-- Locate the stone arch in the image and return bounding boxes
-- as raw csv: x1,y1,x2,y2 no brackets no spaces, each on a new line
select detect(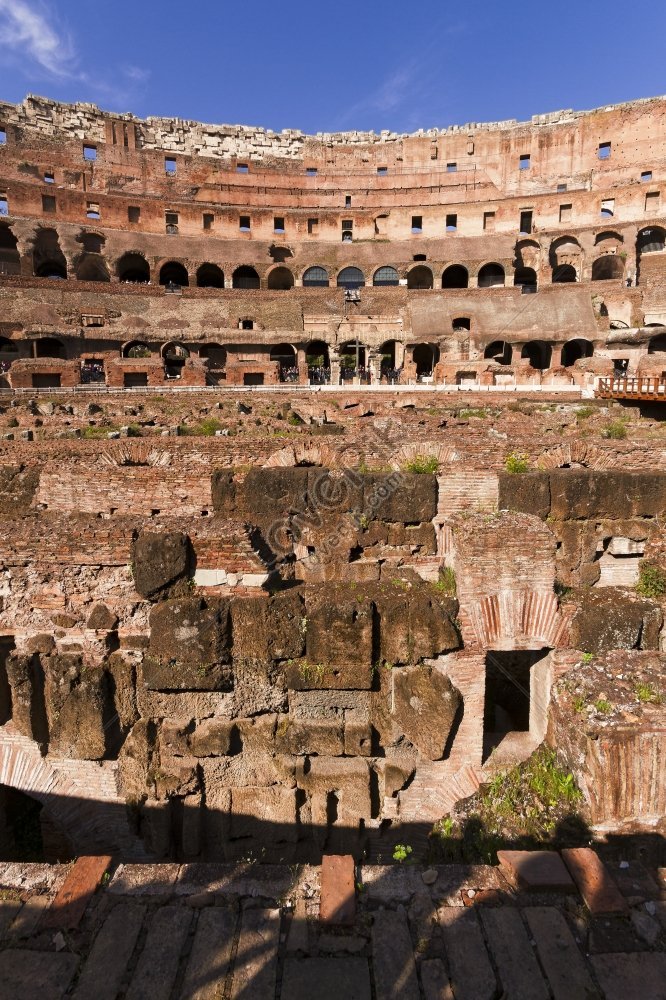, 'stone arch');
33,336,65,359
484,340,512,364
595,230,624,247
159,260,189,287
412,342,439,376
196,263,224,288
267,265,294,290
648,333,666,353
552,264,577,283
536,442,619,470
442,264,469,288
33,228,67,279
336,266,365,289
407,264,433,289
373,265,399,286
550,236,582,282
561,338,593,367
99,442,172,467
514,266,537,292
233,265,260,289
302,265,329,287
264,443,340,468
521,341,551,370
0,225,21,275
122,340,152,358
477,263,505,288
117,252,150,283
460,592,566,651
389,442,459,471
